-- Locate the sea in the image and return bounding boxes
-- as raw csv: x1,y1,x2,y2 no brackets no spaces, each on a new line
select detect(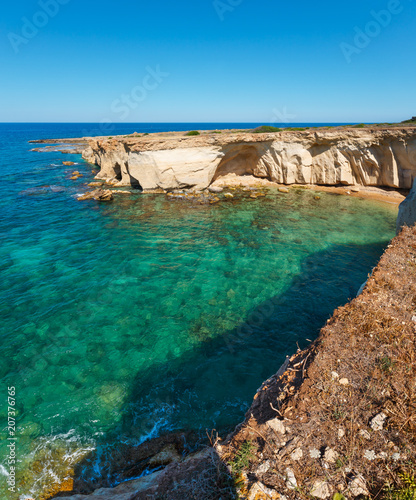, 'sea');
0,123,397,499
